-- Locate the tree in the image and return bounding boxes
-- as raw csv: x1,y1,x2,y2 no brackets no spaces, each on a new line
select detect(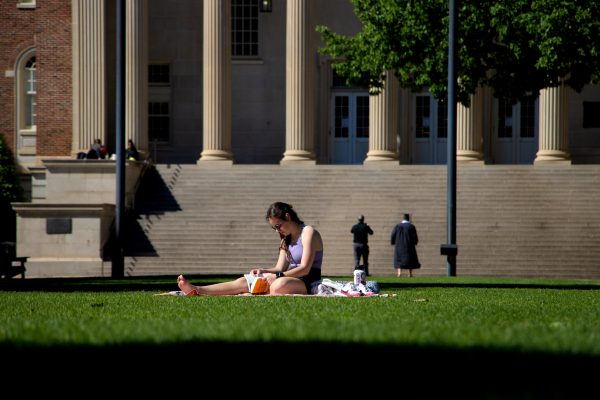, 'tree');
317,0,600,105
0,134,24,242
